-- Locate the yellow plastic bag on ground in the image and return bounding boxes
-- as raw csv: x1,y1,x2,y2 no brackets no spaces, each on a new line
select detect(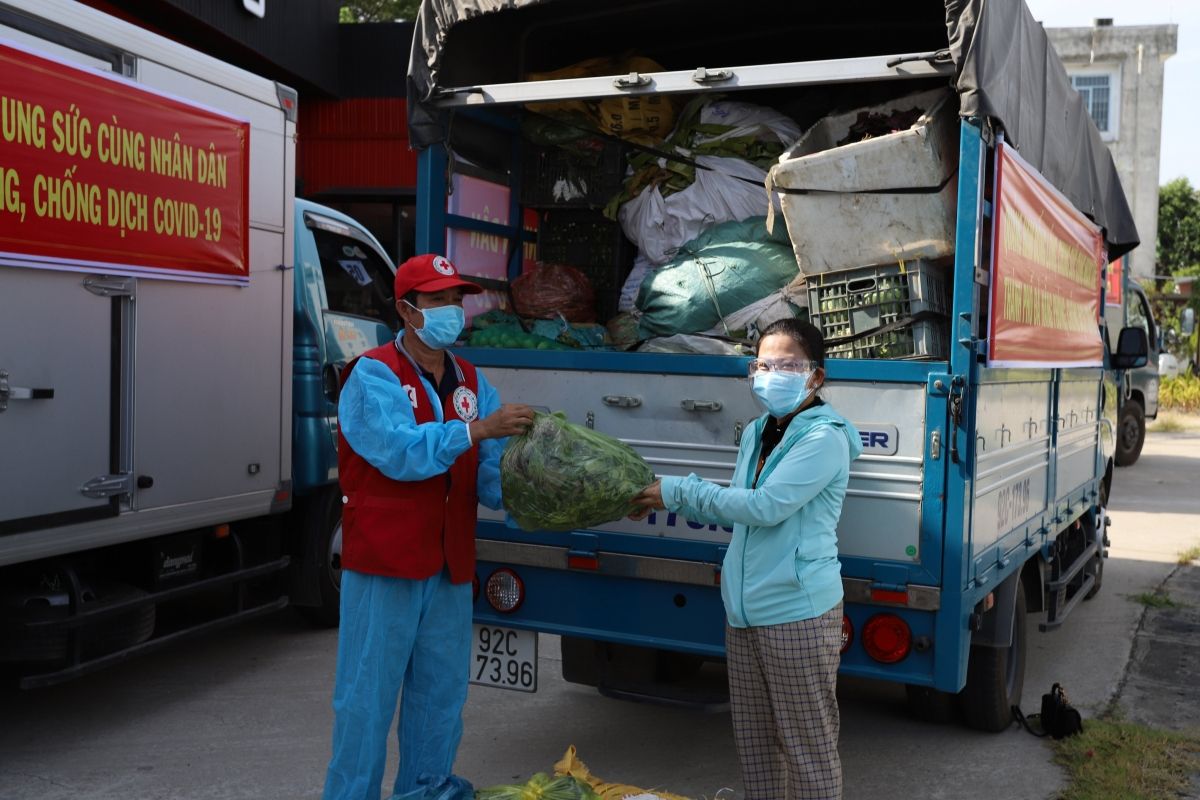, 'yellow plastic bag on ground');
553,747,691,800
477,772,599,800
526,57,677,140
